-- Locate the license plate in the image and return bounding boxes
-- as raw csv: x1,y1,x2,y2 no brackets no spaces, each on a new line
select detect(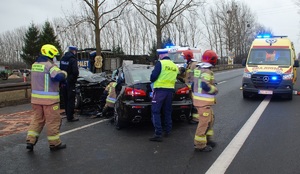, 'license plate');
149,92,153,98
258,90,273,95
